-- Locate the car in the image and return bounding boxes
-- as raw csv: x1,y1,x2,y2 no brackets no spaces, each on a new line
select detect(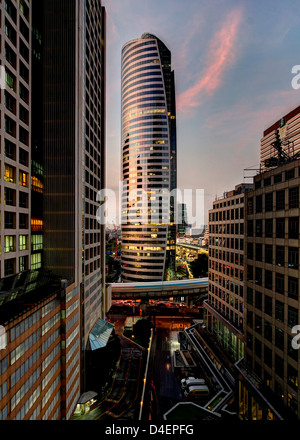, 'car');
181,378,206,390
184,385,210,399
